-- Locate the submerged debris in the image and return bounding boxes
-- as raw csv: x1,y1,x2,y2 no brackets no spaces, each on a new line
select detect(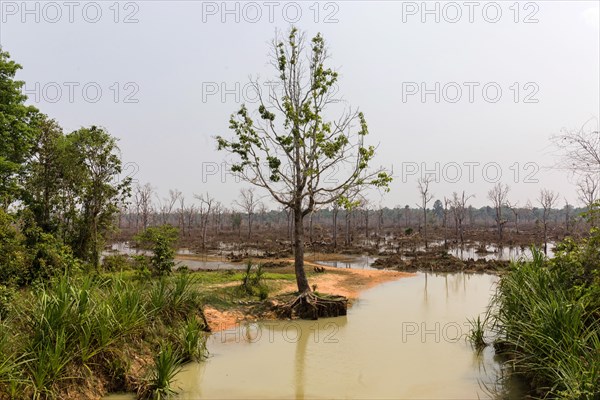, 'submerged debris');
372,249,509,273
